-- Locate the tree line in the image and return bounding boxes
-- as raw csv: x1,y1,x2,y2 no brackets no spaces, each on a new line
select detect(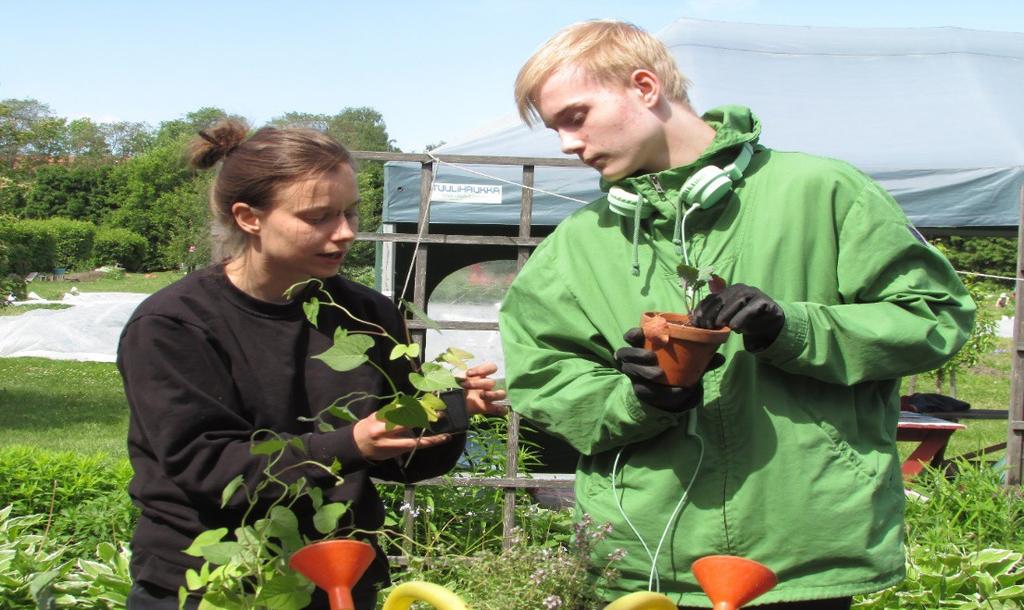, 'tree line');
0,99,398,275
0,97,1018,286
